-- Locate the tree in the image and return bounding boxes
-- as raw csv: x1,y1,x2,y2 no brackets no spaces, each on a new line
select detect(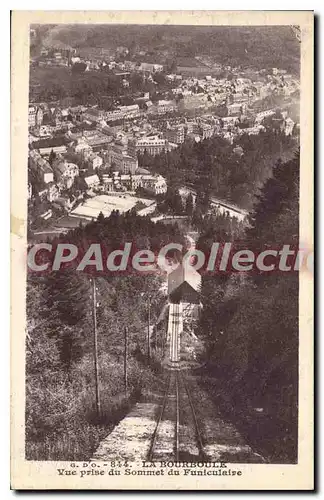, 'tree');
197,152,300,462
44,271,91,369
185,193,194,216
97,211,105,223
71,62,87,74
49,149,56,166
